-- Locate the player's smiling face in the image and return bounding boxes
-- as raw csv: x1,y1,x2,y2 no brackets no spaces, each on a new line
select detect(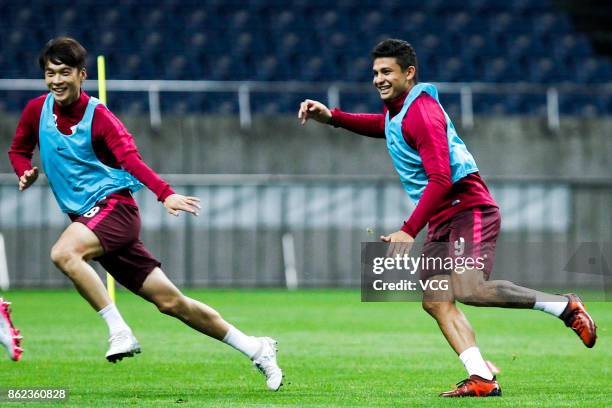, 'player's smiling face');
44,62,85,106
372,57,415,101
